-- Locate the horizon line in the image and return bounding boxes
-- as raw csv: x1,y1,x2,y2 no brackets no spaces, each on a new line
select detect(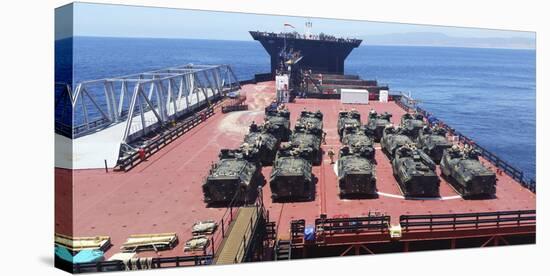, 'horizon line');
59,35,536,50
